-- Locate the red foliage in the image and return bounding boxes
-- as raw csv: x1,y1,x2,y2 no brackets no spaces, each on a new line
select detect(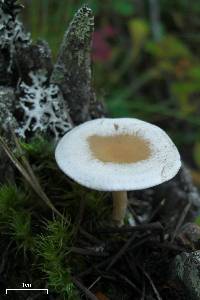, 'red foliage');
92,25,117,62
